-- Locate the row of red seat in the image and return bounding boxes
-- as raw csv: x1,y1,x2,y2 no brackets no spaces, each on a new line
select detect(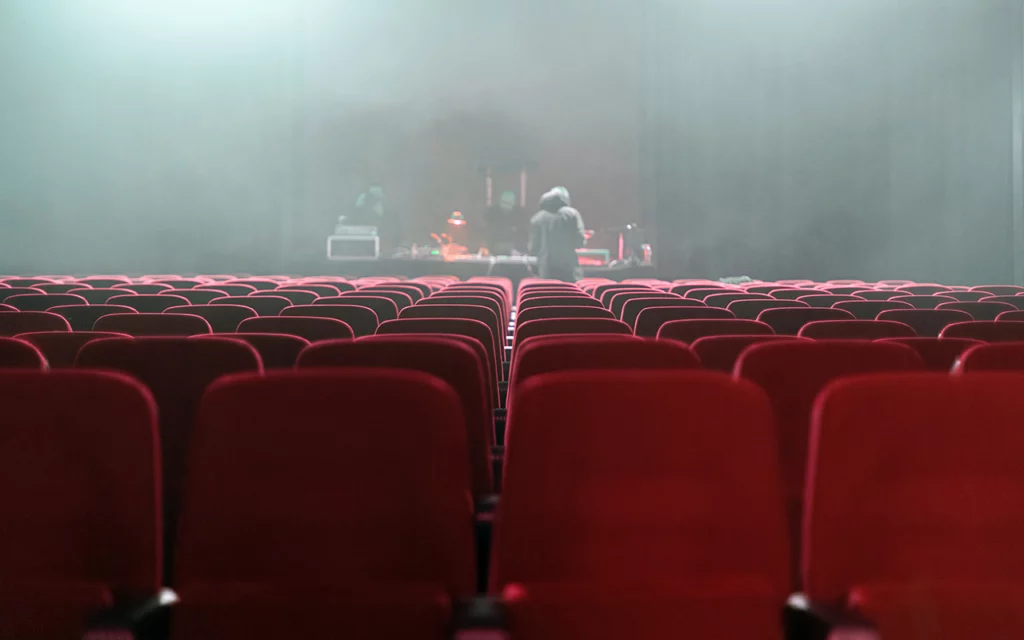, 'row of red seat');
5,365,1024,638
4,274,1024,638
